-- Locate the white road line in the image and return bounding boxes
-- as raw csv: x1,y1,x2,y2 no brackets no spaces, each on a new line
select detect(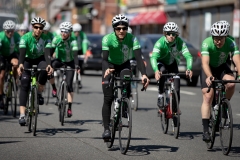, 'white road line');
236,114,240,116
147,87,196,95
